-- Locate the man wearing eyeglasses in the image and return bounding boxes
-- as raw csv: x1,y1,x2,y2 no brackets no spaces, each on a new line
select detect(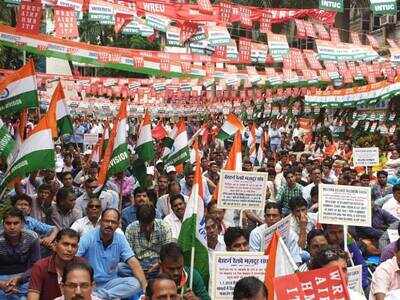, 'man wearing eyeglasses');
57,262,101,300
71,198,103,237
